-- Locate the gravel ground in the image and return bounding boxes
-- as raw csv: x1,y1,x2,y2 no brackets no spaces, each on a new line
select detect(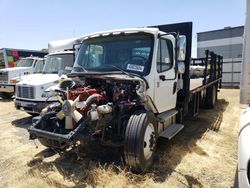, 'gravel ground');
0,89,244,188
